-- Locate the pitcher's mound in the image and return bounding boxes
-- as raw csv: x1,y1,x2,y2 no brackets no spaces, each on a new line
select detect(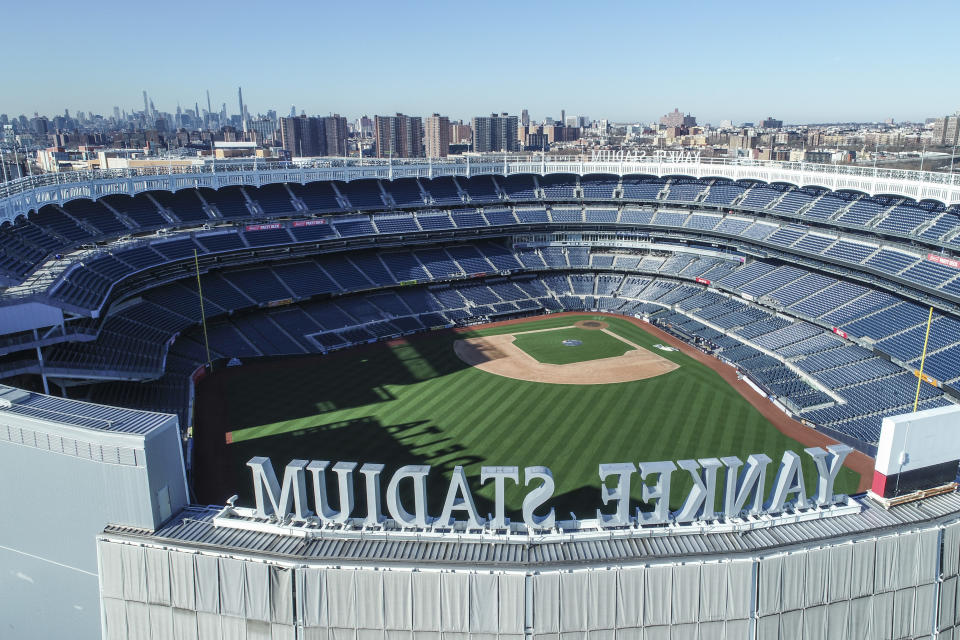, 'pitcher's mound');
454,333,678,385
574,320,609,330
